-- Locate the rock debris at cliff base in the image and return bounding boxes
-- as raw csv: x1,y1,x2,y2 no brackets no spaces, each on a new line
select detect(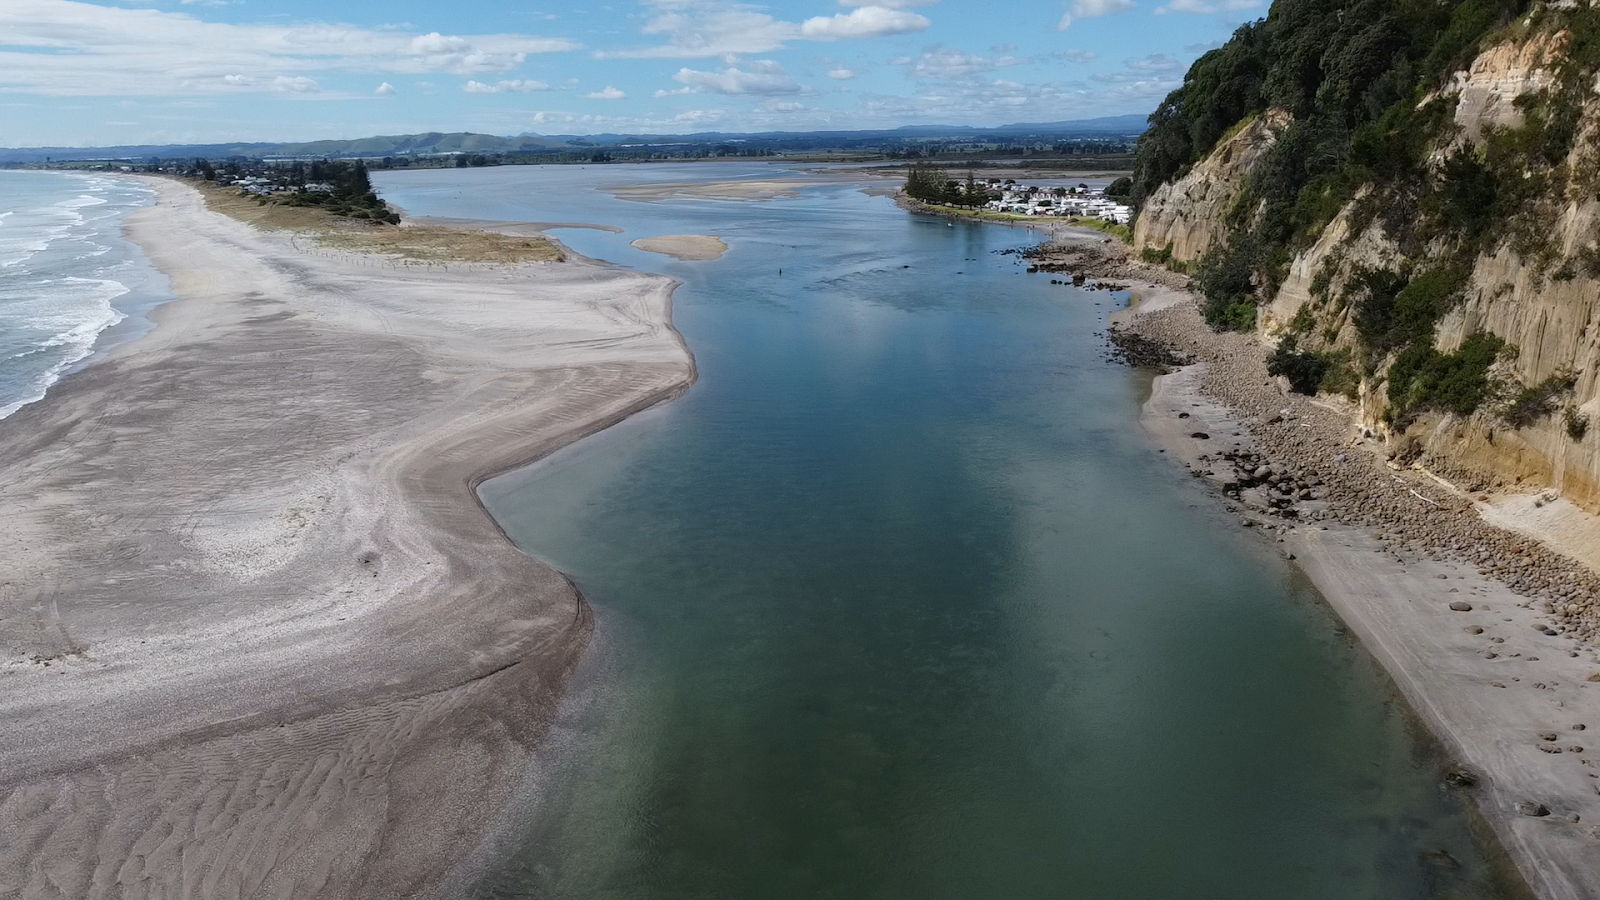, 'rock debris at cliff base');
1118,300,1600,645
